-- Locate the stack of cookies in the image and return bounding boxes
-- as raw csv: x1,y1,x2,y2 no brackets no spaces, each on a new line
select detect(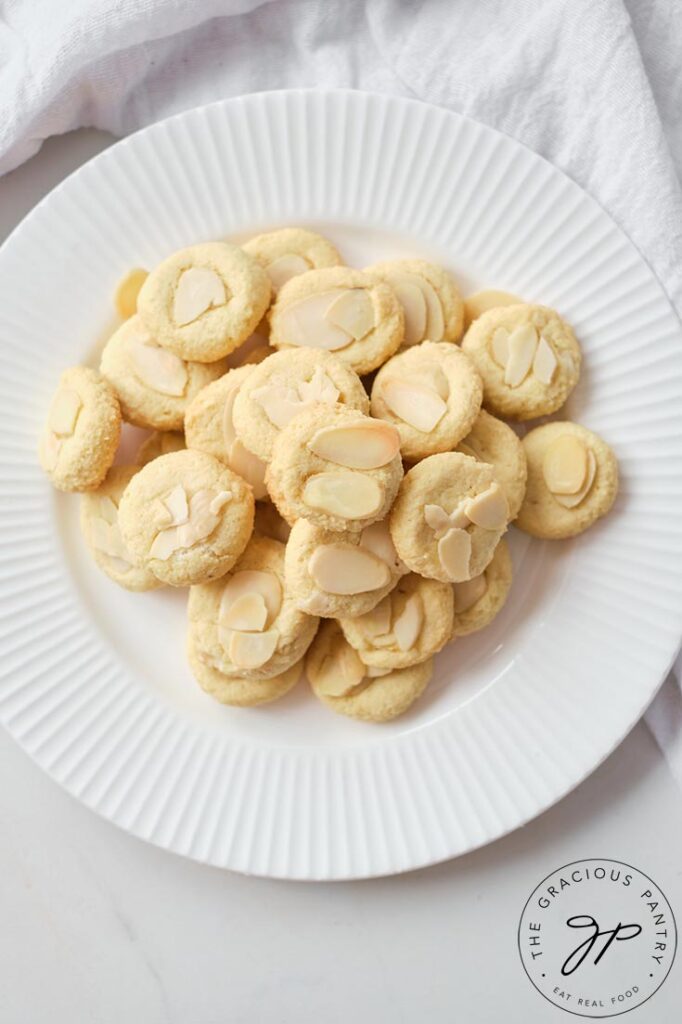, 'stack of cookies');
39,228,619,722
